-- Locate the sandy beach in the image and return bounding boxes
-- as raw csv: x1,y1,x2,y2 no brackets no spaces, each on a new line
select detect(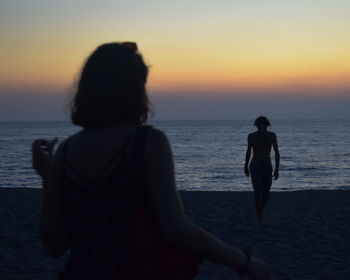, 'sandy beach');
0,188,349,280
